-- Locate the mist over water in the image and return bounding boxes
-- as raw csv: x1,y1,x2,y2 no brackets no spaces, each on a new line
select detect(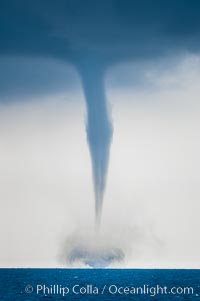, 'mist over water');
62,228,125,268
